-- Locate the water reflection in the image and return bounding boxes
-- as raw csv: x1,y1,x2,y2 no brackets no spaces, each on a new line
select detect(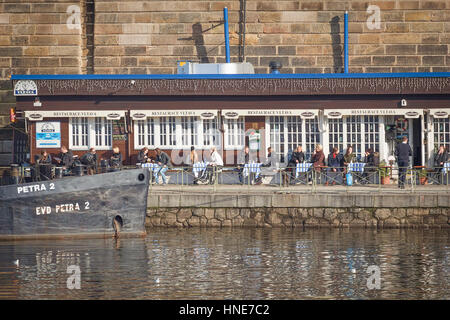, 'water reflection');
0,228,448,299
